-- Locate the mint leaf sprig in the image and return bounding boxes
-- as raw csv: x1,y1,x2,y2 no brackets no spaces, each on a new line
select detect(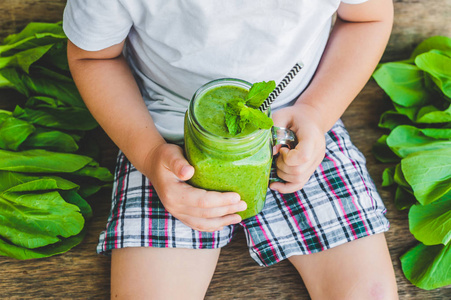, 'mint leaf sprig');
225,81,275,135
